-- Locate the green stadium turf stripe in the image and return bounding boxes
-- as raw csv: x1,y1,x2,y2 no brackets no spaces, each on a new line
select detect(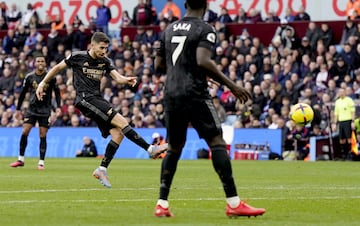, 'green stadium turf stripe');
0,185,359,194
1,196,360,204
